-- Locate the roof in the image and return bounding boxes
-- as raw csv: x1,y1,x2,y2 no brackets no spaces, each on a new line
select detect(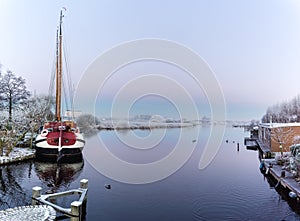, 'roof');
259,122,300,129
